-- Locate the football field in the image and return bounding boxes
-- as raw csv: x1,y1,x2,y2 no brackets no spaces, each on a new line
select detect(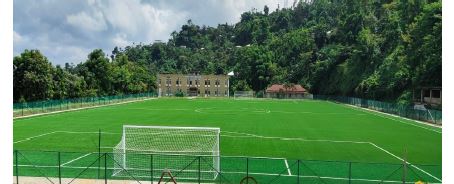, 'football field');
13,98,442,183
